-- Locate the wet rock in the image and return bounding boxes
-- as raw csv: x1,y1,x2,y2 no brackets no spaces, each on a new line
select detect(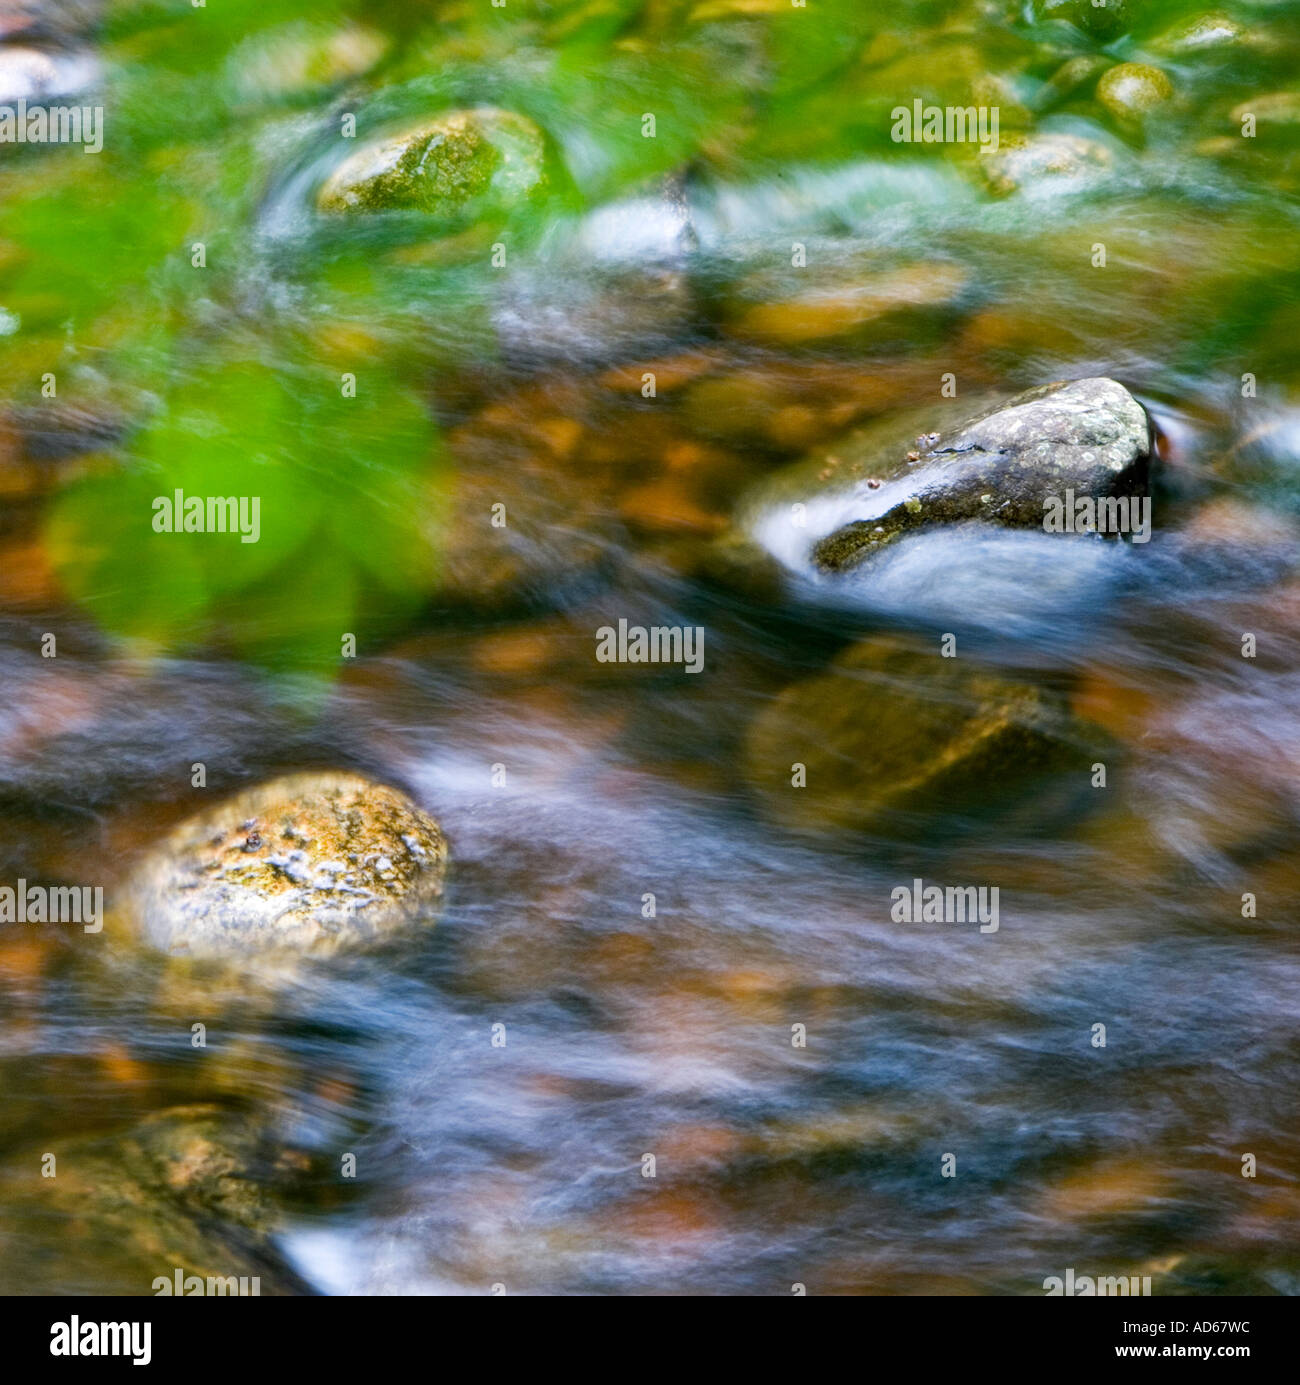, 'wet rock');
1096,63,1174,125
743,636,1079,834
707,394,986,600
317,107,549,220
0,1105,312,1295
725,261,968,348
1152,12,1246,56
125,772,448,961
978,131,1116,196
809,378,1152,574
